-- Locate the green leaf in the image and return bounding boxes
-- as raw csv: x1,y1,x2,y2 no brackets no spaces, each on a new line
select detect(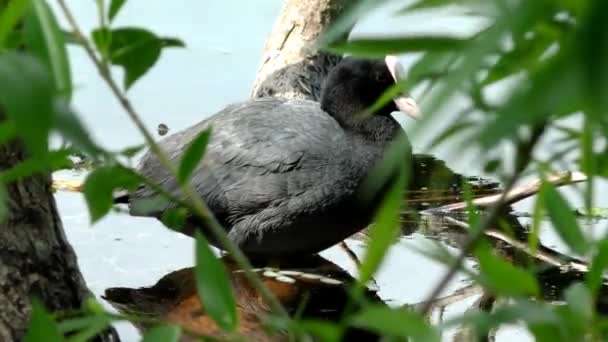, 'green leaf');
576,207,608,218
142,325,182,342
108,0,126,22
117,144,145,158
293,320,341,341
408,51,457,84
0,120,17,145
91,27,184,89
161,207,189,231
542,182,589,255
58,315,111,334
0,0,30,49
327,36,468,58
358,155,408,284
24,299,64,342
194,231,237,331
478,50,582,148
0,52,54,156
53,105,104,159
319,0,392,47
178,128,211,184
587,239,608,298
443,300,561,336
82,165,141,222
349,305,439,341
129,195,172,216
564,282,593,321
24,0,72,99
476,243,540,297
0,149,72,183
362,80,411,118
400,0,485,12
481,24,556,85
